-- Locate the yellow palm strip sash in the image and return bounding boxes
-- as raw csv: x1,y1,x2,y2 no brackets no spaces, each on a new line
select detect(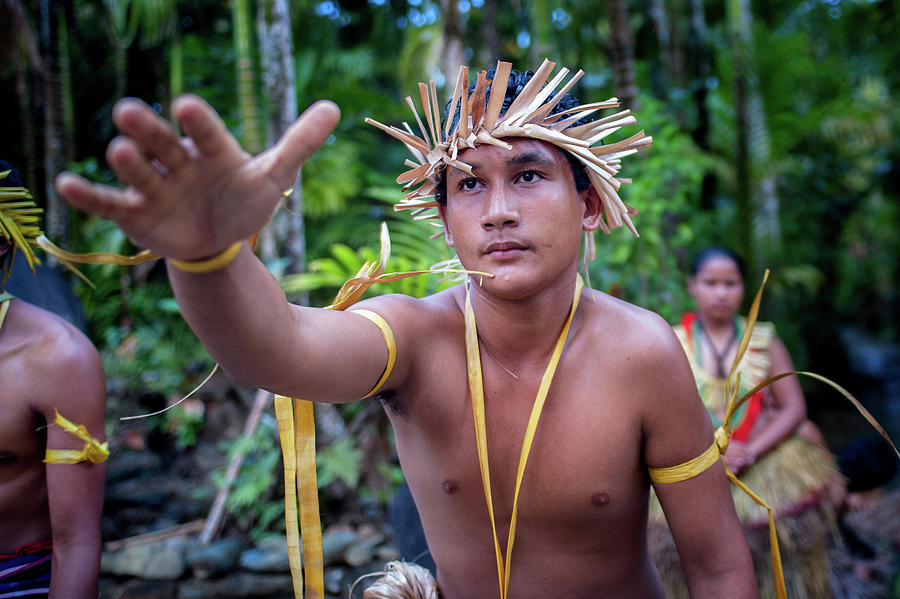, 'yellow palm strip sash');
44,410,109,464
465,275,584,599
274,396,306,597
274,310,396,599
271,224,406,599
